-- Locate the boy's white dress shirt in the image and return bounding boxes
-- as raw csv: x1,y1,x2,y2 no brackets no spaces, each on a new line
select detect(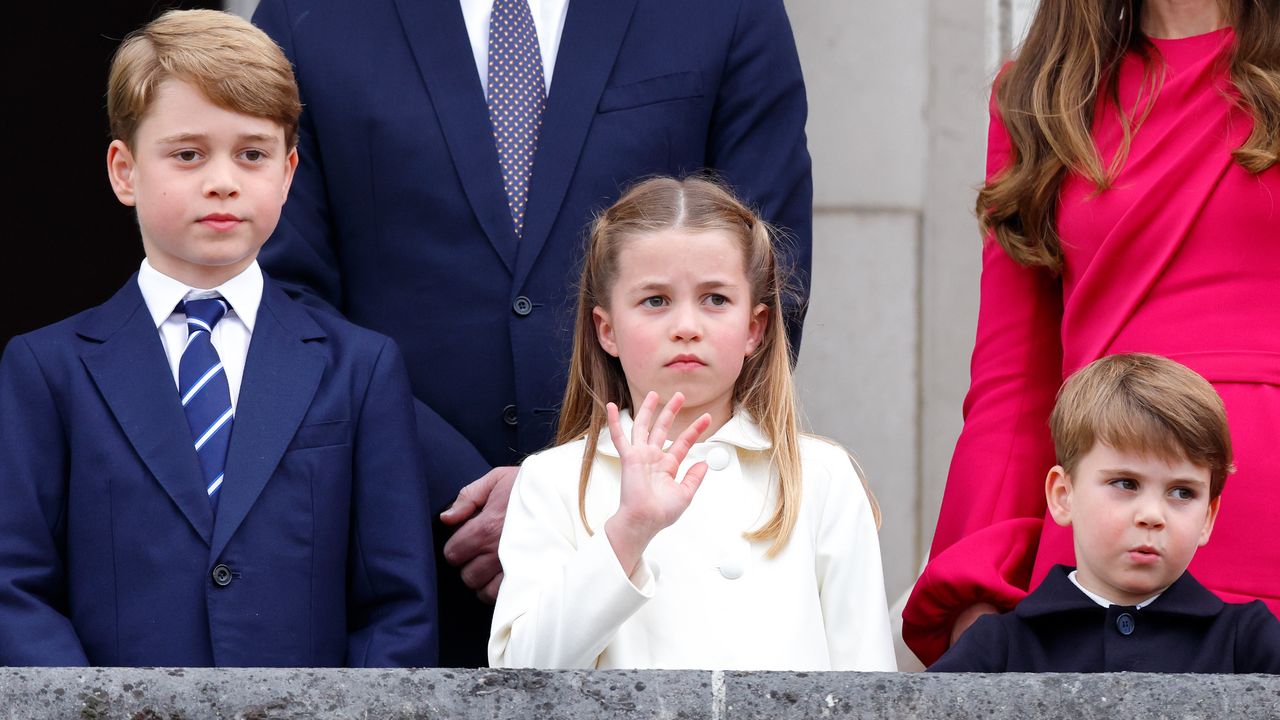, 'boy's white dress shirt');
137,259,261,411
1068,570,1161,609
489,410,898,670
